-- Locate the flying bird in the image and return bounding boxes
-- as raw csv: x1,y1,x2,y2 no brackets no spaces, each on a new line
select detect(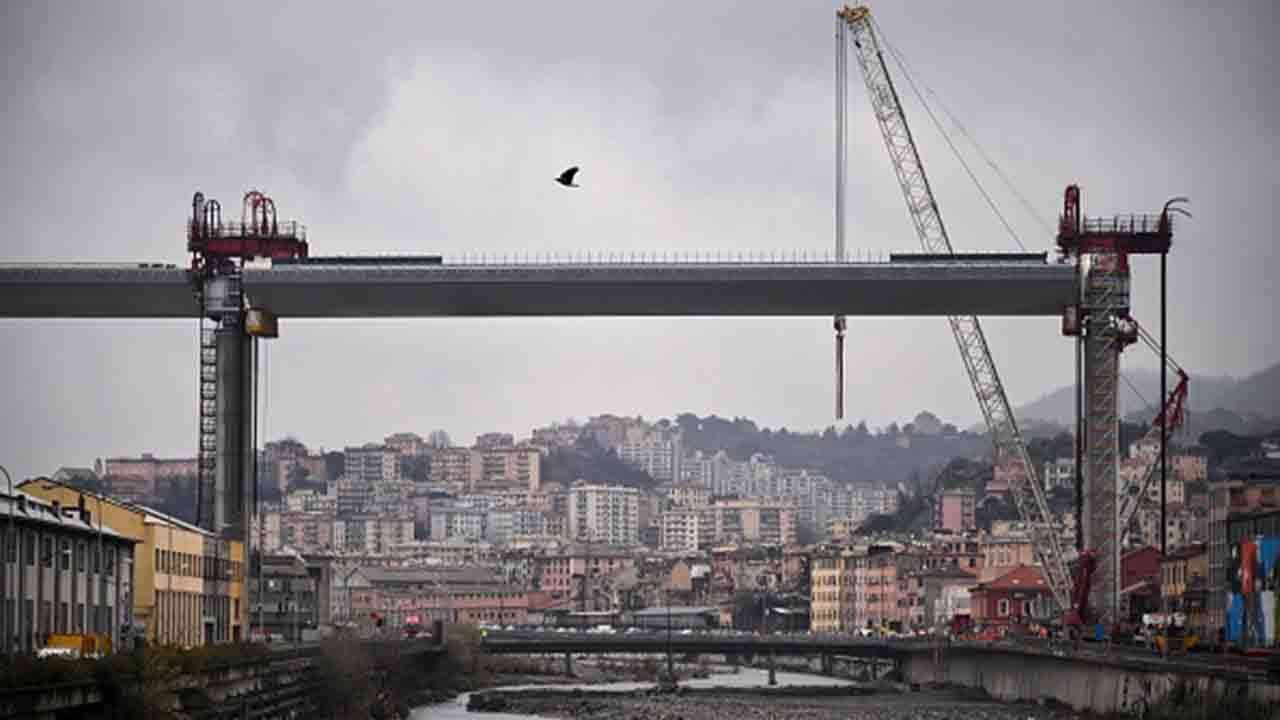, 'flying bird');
555,166,580,188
